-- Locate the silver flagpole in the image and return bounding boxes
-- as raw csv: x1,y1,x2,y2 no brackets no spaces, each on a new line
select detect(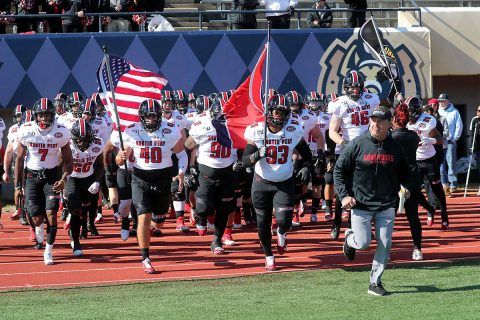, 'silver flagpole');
262,21,272,144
